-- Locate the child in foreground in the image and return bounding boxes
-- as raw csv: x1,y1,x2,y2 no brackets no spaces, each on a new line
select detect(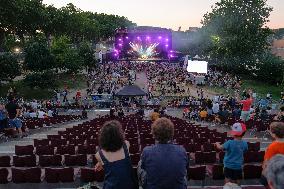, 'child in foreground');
215,122,248,185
